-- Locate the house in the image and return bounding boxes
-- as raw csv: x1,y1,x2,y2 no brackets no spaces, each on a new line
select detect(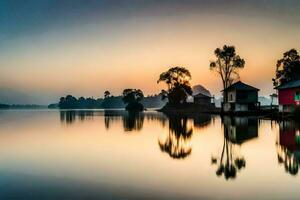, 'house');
222,81,260,112
193,92,214,105
191,85,215,107
275,80,300,113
